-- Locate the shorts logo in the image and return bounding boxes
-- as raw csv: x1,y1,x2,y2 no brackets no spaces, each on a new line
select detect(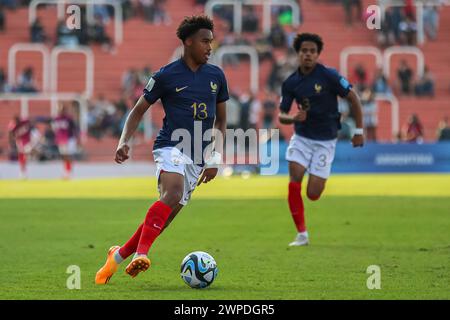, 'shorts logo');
314,83,322,94
210,81,217,93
